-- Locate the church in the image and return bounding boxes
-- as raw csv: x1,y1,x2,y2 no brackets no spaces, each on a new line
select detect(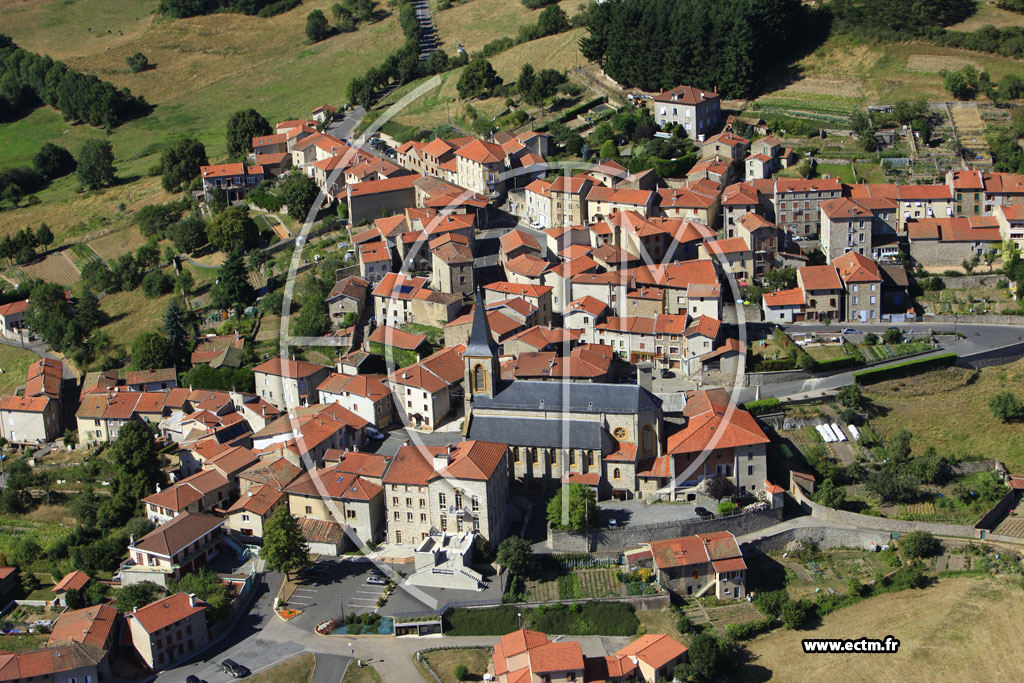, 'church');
463,288,665,500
